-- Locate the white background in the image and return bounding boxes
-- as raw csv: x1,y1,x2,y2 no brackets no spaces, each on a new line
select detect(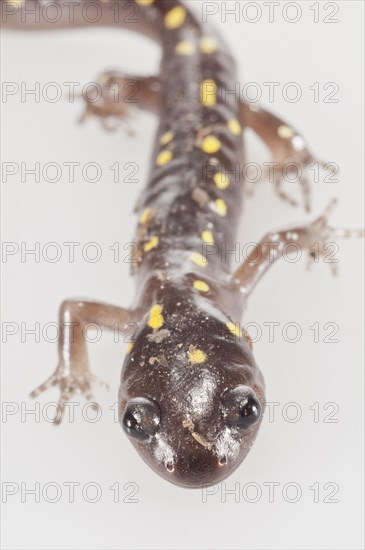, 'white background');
1,1,364,549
